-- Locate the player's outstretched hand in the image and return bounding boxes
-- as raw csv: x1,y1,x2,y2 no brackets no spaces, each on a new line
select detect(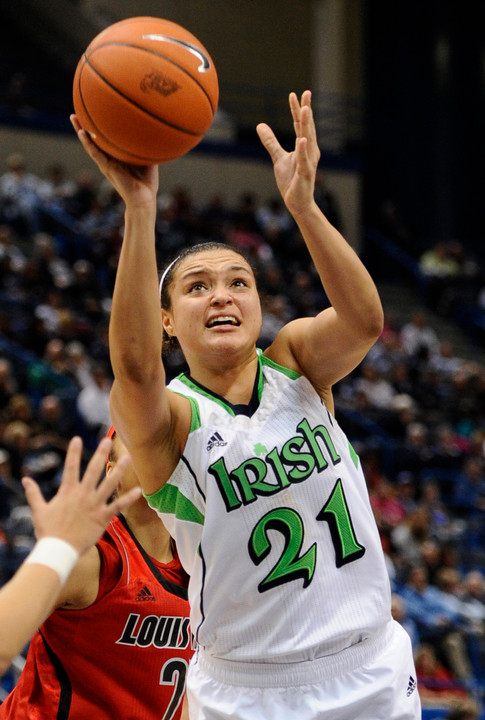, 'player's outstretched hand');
70,113,159,208
22,436,140,557
256,90,320,218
